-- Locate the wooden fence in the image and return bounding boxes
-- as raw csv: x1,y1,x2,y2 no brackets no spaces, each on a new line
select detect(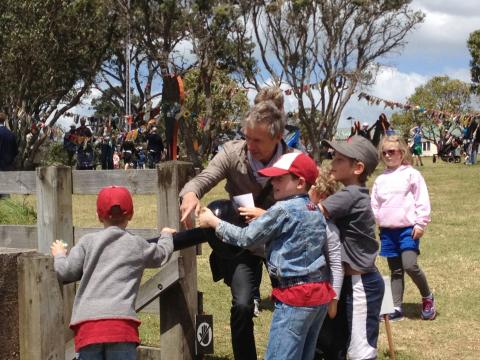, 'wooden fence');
0,162,197,360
